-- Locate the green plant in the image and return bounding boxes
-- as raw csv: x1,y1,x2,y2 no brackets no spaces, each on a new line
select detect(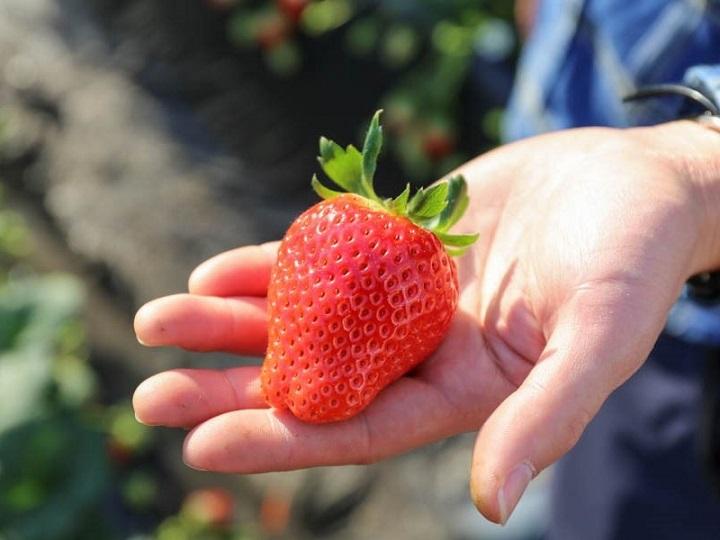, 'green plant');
0,126,257,540
219,0,516,181
0,271,113,539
